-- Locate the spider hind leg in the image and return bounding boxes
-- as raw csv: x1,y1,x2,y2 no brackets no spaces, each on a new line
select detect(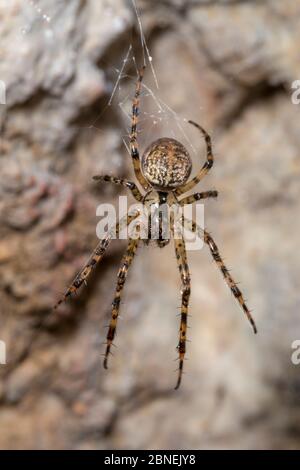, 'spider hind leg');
174,238,191,390
184,218,257,334
103,238,139,369
54,213,139,310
